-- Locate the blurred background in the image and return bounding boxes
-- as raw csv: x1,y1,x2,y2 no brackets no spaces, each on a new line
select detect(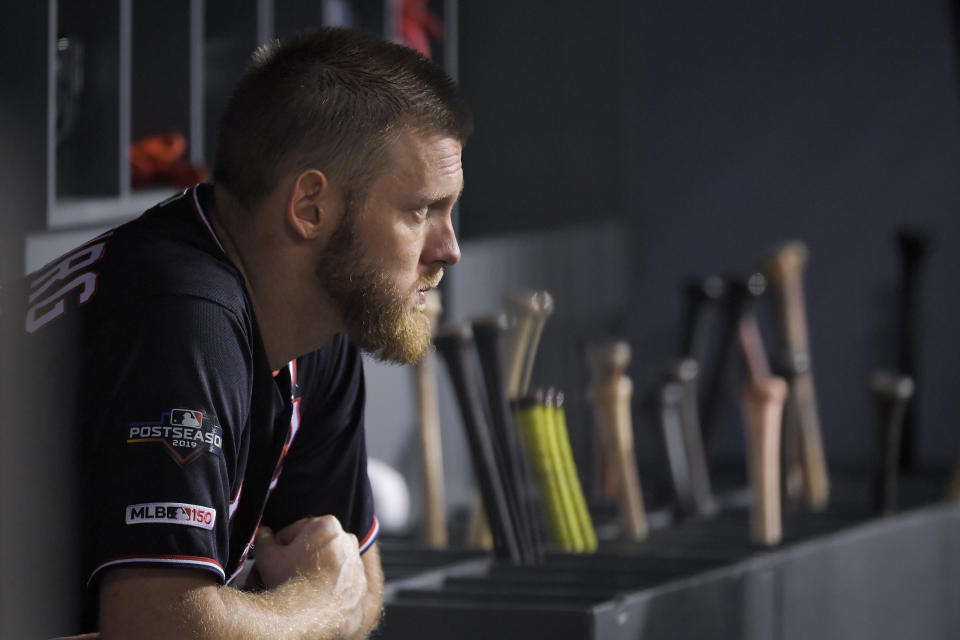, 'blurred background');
2,0,959,531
